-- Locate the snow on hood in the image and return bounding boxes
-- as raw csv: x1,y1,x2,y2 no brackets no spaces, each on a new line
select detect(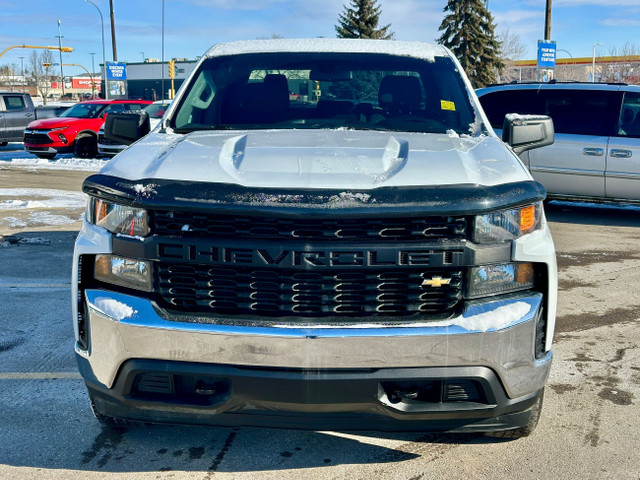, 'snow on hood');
101,129,531,190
